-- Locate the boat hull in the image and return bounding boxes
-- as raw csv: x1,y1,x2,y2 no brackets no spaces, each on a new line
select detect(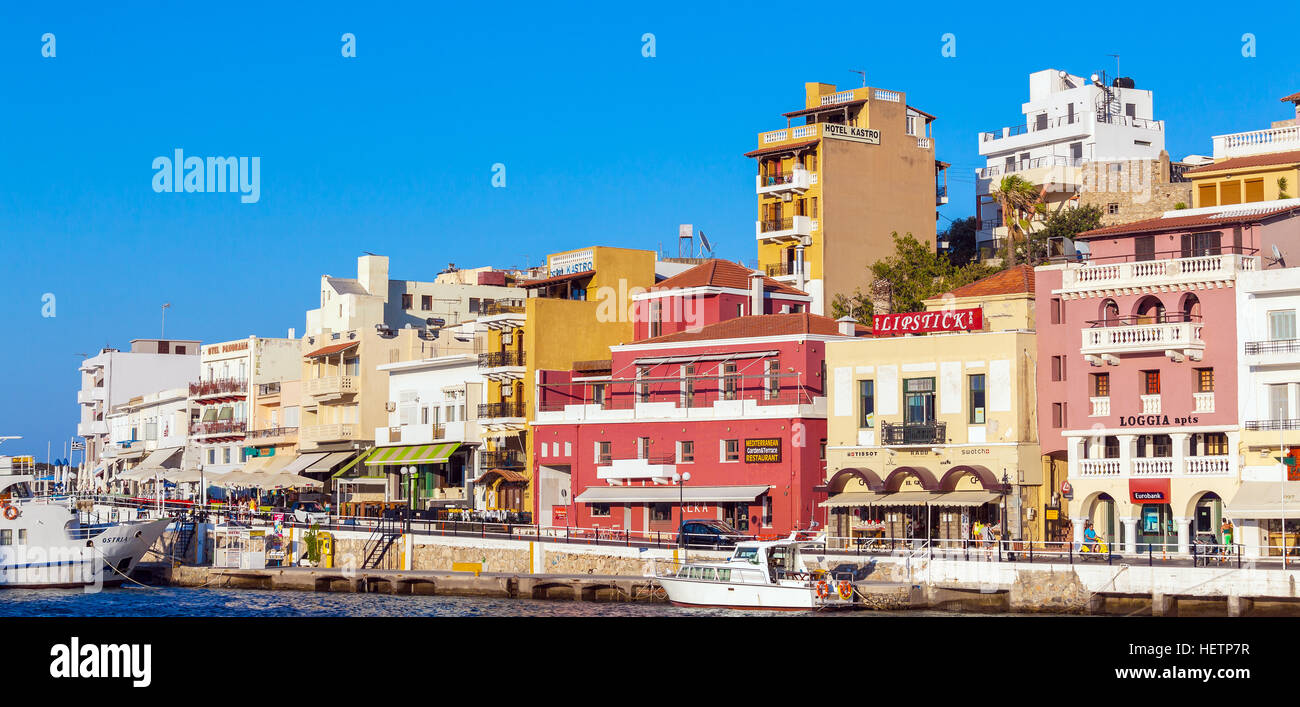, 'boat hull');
0,517,170,589
657,576,819,610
